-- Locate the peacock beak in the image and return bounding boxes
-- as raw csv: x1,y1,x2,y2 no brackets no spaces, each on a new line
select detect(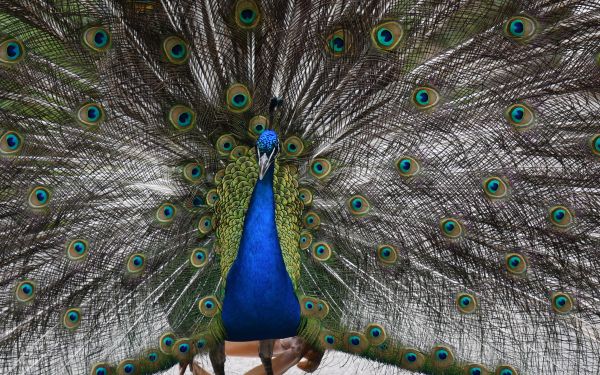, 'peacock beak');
257,146,277,180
